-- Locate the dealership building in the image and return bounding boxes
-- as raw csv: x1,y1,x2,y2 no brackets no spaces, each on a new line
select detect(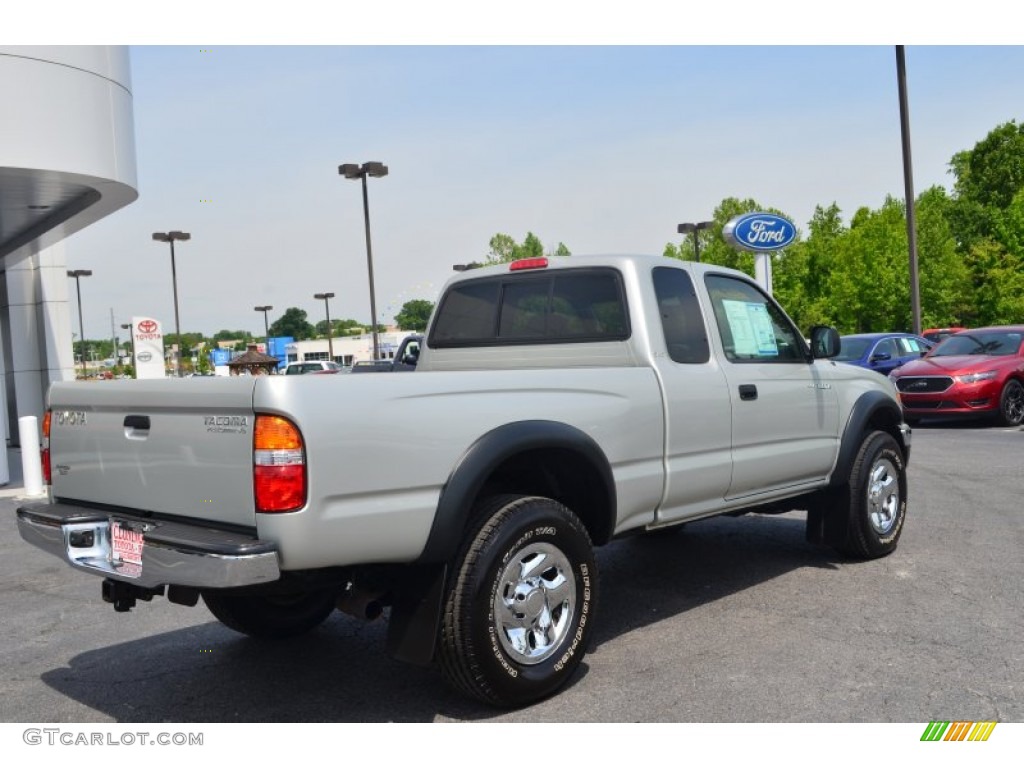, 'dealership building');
0,47,138,466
